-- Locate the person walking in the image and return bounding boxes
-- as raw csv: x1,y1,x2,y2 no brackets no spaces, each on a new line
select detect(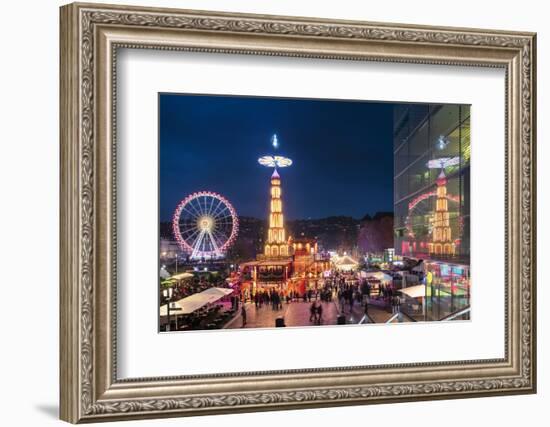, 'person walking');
241,305,247,327
395,294,402,313
338,290,345,313
310,301,317,323
316,303,323,325
391,295,400,314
